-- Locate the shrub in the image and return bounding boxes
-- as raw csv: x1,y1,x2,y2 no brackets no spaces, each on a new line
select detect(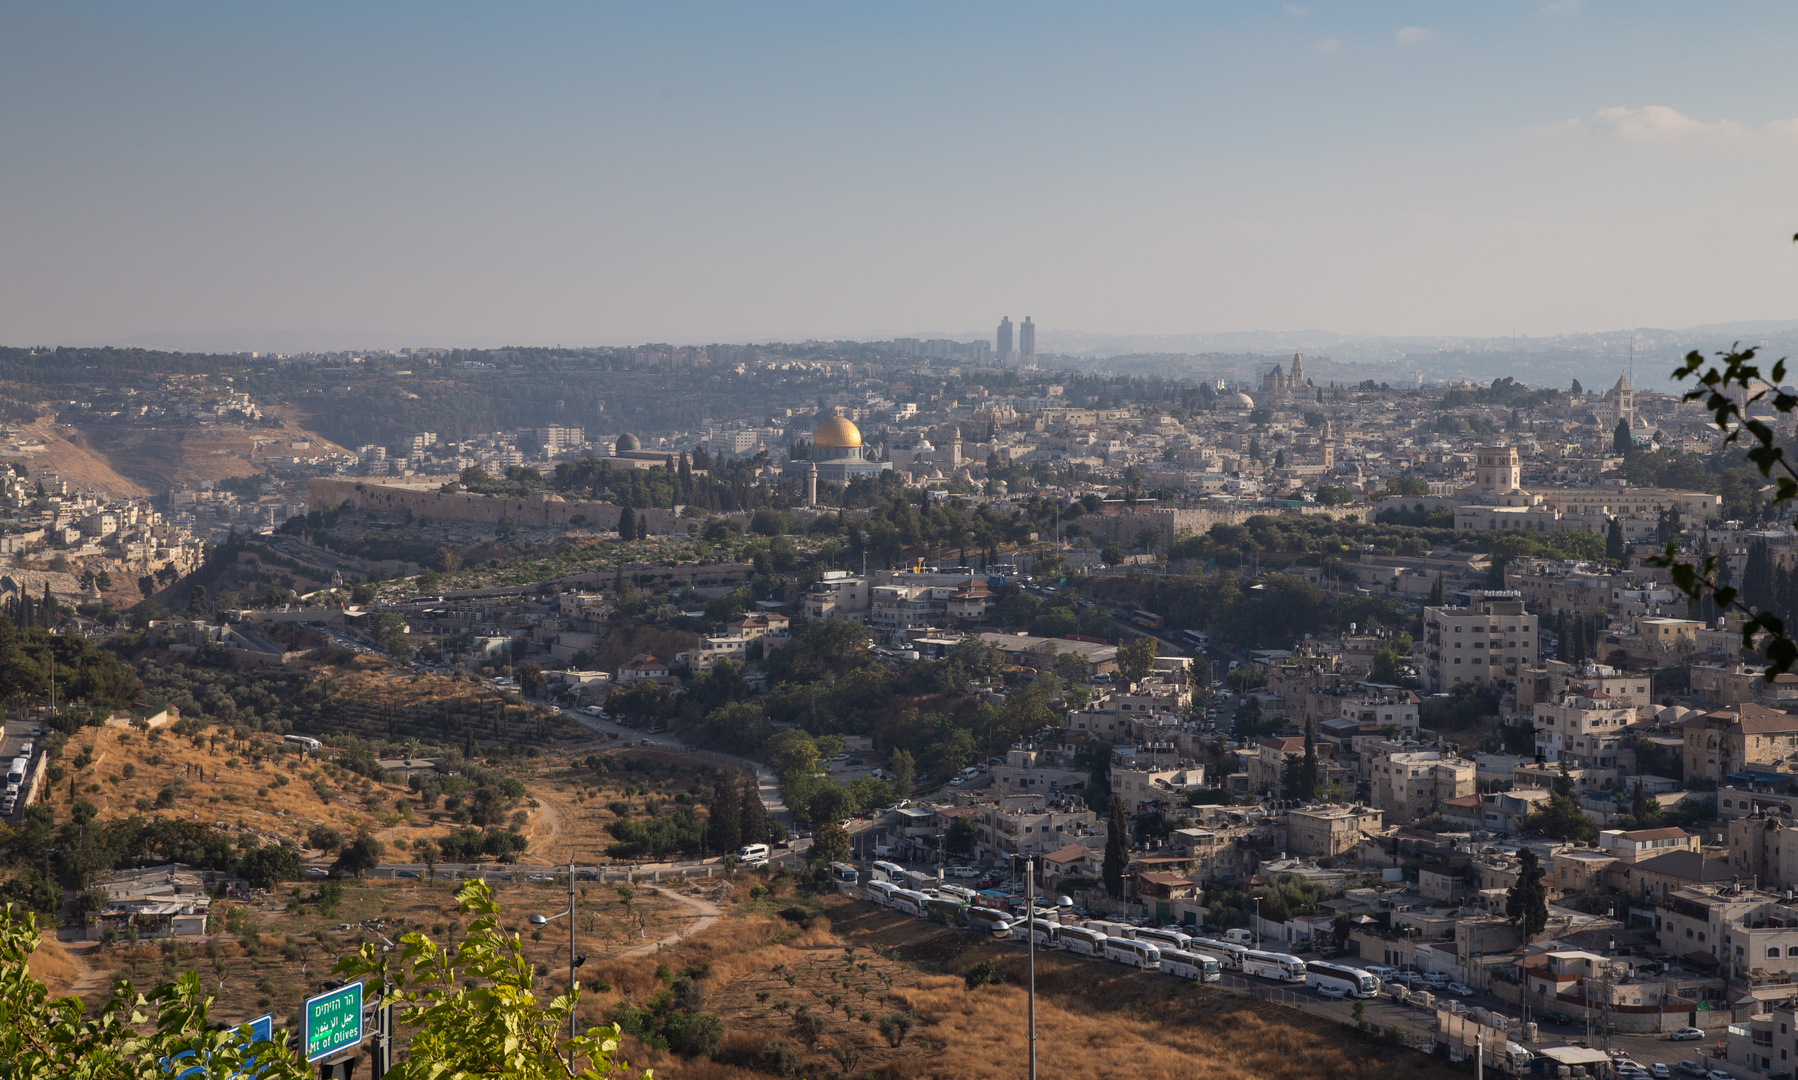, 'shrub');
963,959,1003,990
791,1005,826,1044
878,1010,915,1048
761,1039,800,1078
